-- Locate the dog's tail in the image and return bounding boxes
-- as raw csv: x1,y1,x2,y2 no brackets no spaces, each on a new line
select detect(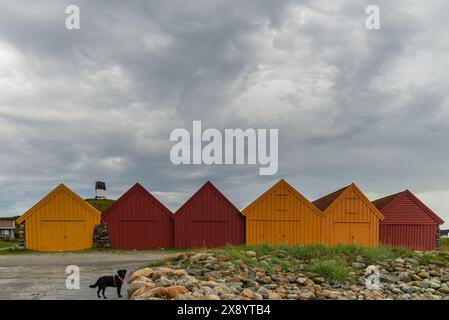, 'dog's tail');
89,281,98,289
